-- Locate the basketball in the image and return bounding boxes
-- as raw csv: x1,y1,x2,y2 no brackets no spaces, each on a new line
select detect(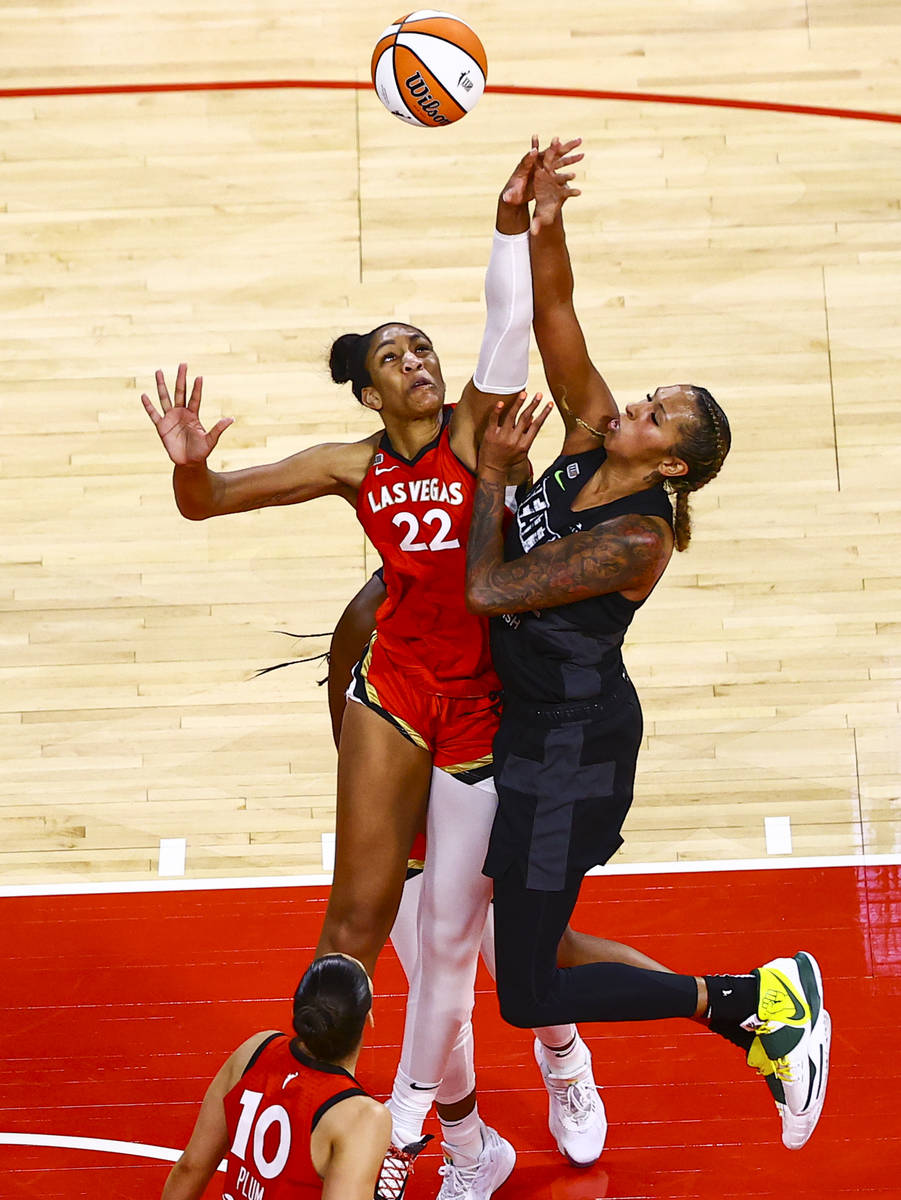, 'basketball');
371,10,487,128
